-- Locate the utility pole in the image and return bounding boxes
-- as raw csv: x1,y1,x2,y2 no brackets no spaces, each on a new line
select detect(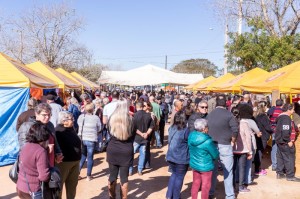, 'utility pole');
238,0,243,35
165,55,168,69
224,23,228,75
